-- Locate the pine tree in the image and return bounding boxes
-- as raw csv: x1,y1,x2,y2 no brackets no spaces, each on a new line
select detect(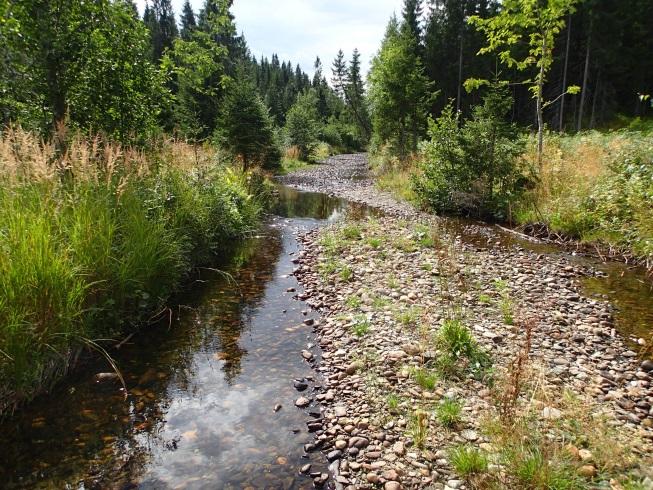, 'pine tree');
369,15,434,156
180,0,197,41
345,49,371,139
402,0,424,43
332,49,347,99
217,67,279,169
